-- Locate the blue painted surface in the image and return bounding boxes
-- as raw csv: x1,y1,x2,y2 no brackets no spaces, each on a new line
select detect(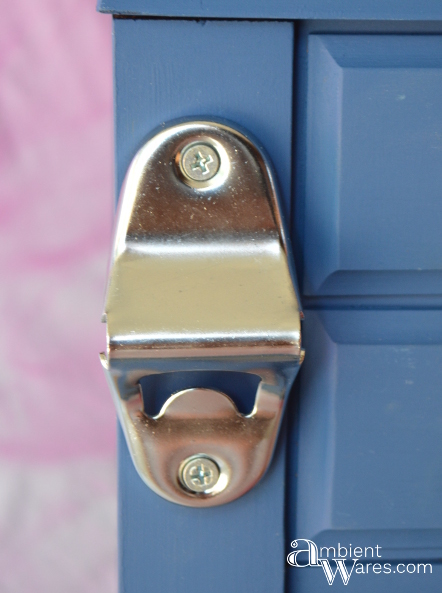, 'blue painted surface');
297,310,442,534
120,424,287,592
114,19,294,593
303,34,442,297
291,559,442,592
288,23,442,591
98,0,442,21
111,15,442,593
288,310,442,591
